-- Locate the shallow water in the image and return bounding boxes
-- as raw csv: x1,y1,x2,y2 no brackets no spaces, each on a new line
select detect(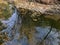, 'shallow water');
0,5,60,45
